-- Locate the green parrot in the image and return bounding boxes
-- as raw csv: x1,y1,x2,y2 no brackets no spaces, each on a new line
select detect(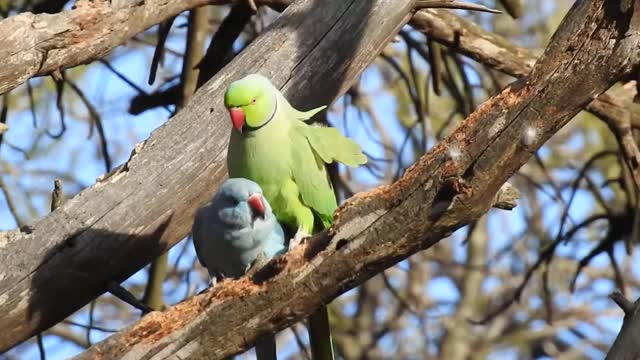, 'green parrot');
224,73,367,360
